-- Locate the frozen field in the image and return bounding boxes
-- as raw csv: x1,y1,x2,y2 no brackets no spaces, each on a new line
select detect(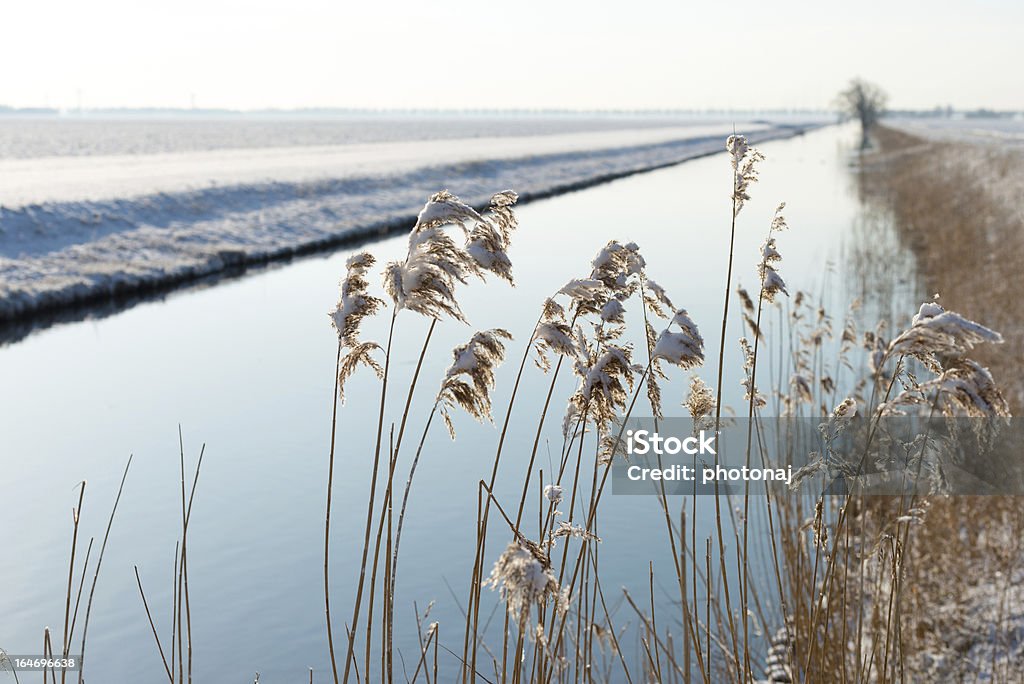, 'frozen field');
0,114,765,159
886,115,1024,145
0,116,824,322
